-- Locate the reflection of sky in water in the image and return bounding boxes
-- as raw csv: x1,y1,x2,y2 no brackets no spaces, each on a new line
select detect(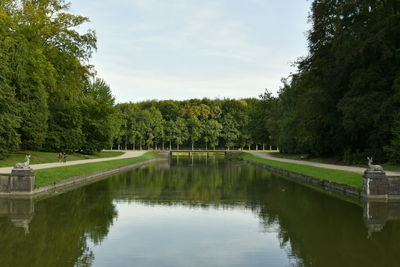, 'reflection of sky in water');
89,203,292,267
